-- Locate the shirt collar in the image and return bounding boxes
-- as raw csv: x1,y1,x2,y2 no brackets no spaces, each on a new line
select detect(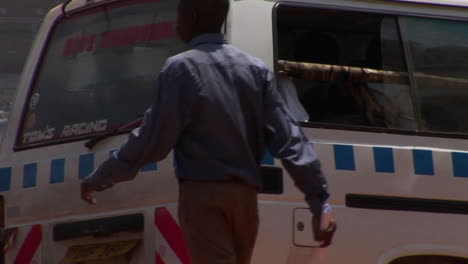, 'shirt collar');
189,33,227,48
